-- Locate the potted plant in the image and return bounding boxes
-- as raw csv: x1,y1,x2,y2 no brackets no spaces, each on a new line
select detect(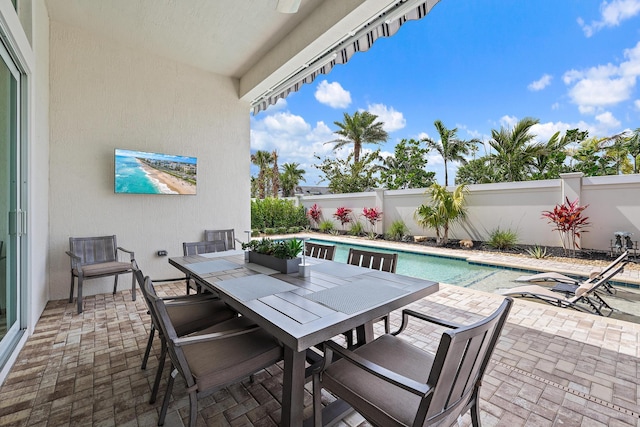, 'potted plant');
242,237,304,273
